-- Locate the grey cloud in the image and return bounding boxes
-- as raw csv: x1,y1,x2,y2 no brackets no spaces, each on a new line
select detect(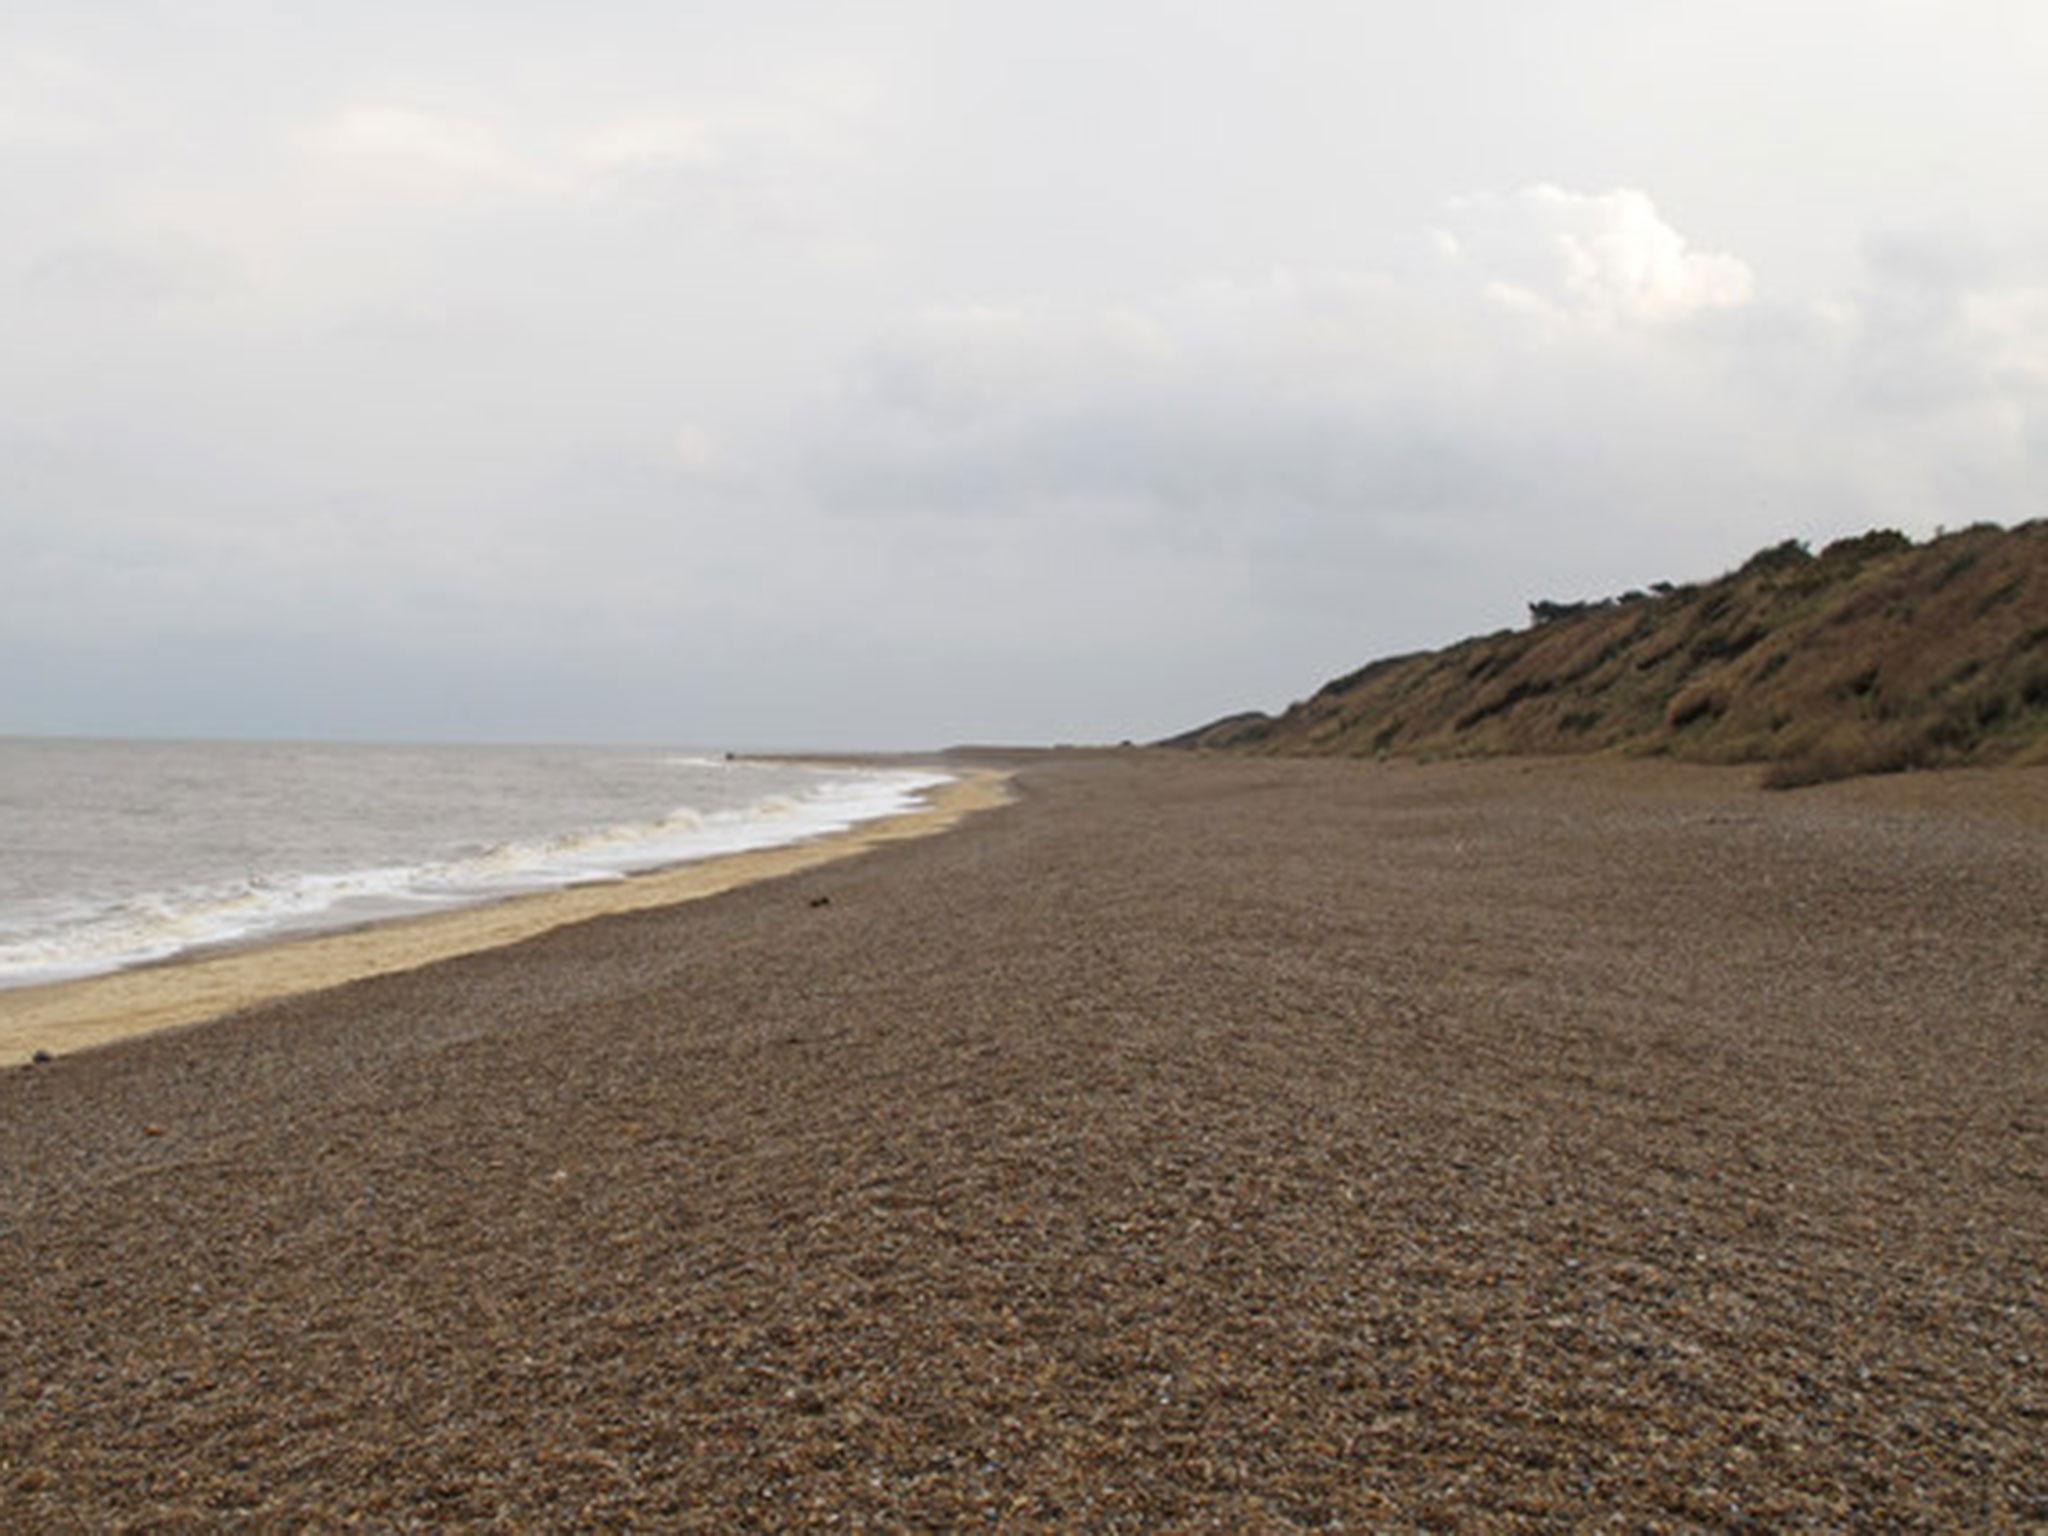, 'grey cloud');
21,238,248,311
1840,233,2048,416
5,4,2048,746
